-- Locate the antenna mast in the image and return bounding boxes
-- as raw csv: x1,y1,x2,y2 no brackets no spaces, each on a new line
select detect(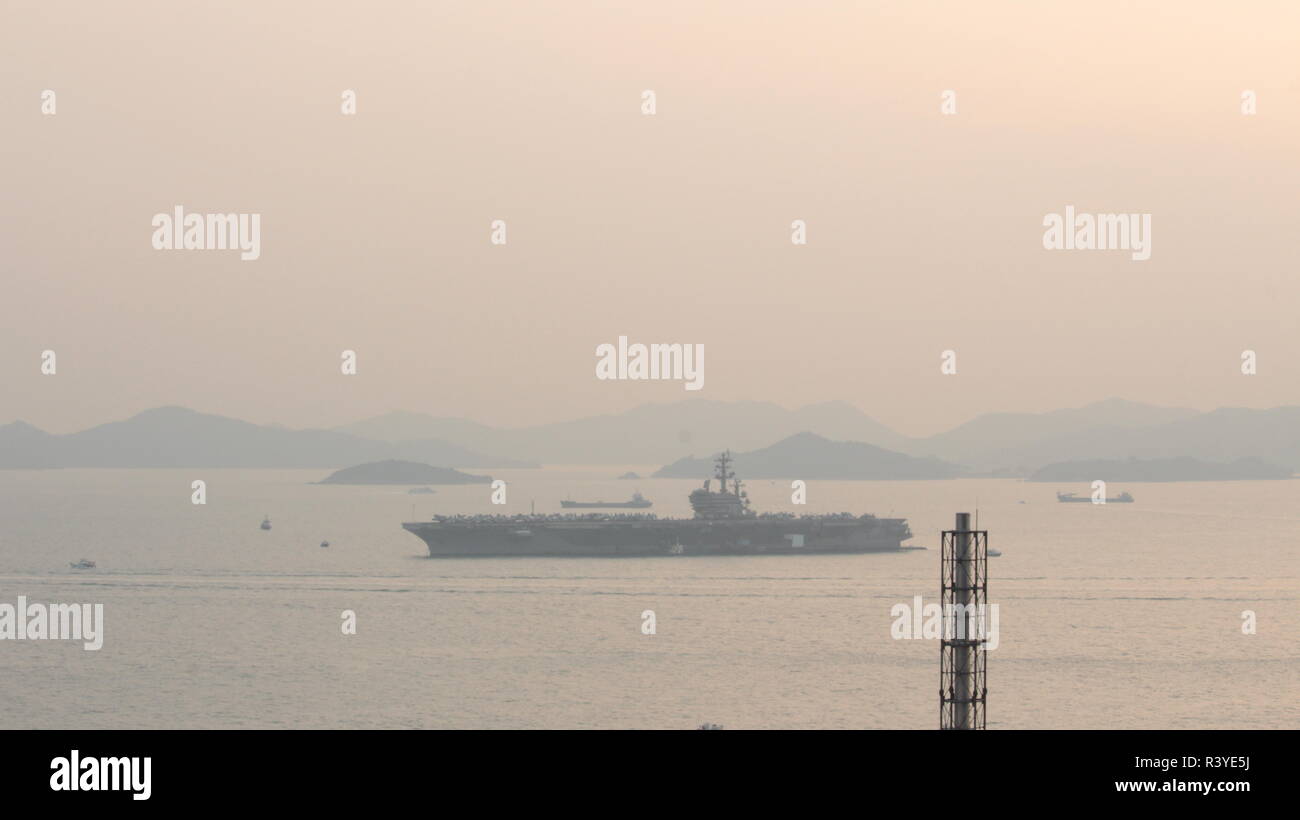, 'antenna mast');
940,511,989,730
